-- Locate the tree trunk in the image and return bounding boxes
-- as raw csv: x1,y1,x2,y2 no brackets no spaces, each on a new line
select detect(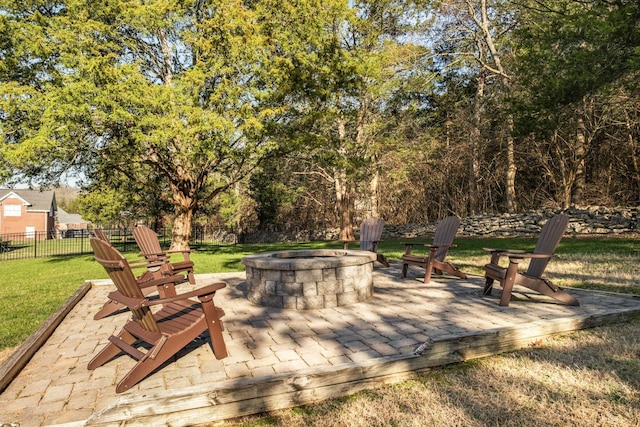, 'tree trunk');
169,191,195,251
335,169,354,241
369,169,380,218
505,115,517,213
572,115,587,205
553,130,572,209
336,117,355,241
469,70,485,215
470,0,517,213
